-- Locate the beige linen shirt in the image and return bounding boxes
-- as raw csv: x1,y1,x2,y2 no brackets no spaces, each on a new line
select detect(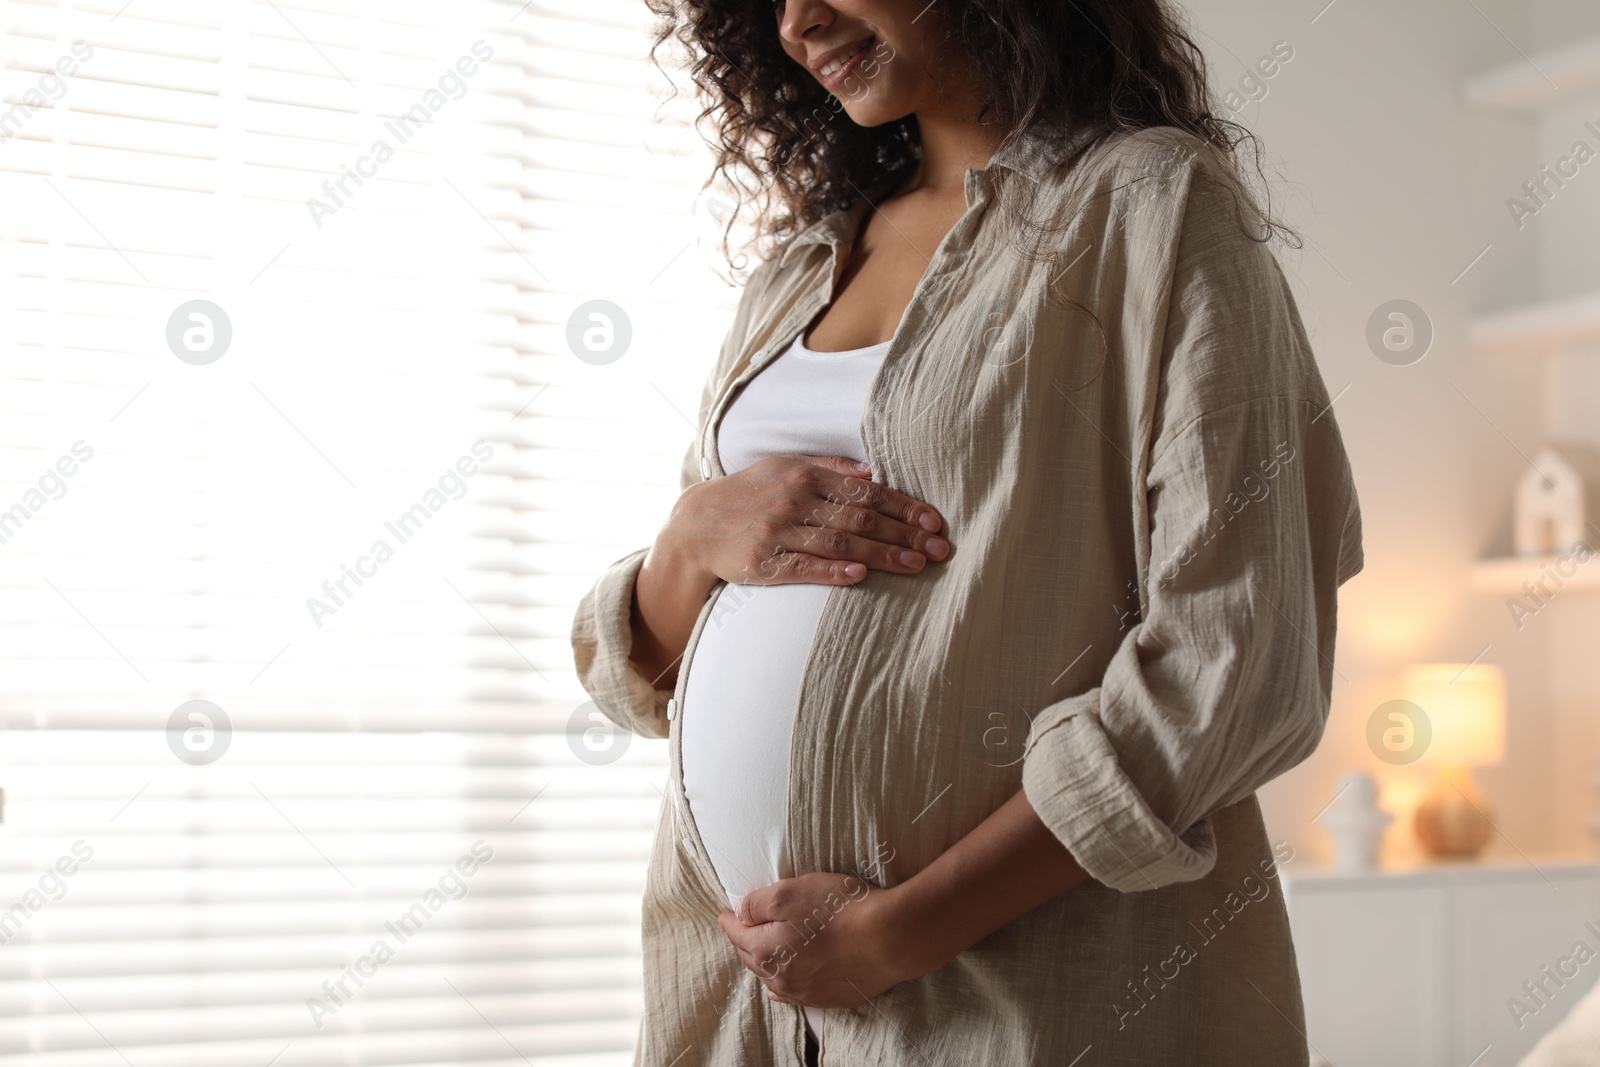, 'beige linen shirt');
572,125,1363,1067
